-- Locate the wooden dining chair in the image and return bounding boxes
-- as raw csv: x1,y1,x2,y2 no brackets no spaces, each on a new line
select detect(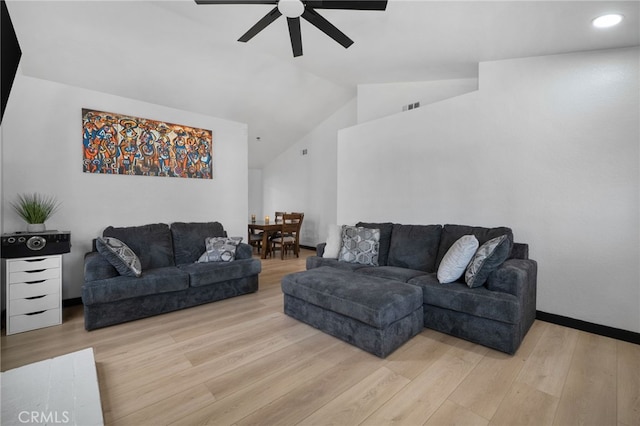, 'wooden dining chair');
248,227,263,254
268,211,287,242
271,213,303,259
